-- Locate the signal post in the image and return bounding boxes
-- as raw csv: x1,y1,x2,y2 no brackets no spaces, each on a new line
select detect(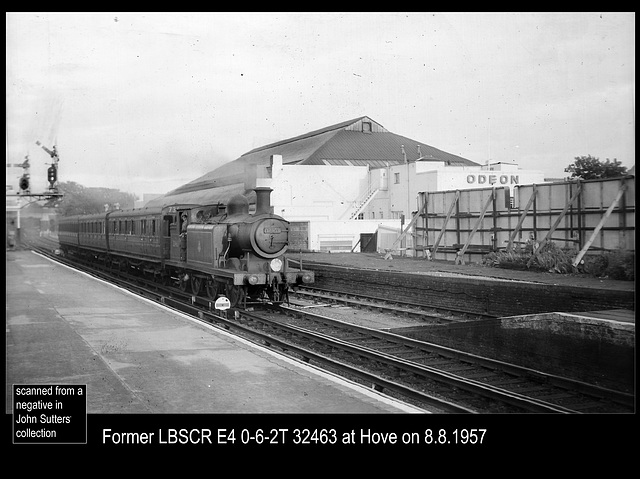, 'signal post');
6,142,64,248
